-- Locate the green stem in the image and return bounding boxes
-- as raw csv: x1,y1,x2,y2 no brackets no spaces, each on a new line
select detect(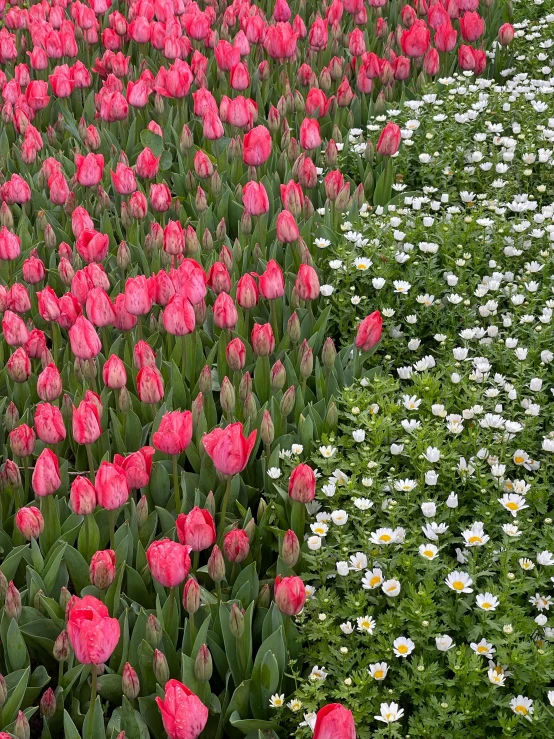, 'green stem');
192,550,199,574
58,660,64,686
86,444,96,483
181,334,187,382
218,476,233,540
84,513,91,558
173,455,181,513
90,663,98,711
109,510,116,551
